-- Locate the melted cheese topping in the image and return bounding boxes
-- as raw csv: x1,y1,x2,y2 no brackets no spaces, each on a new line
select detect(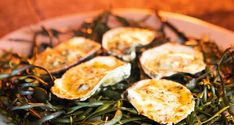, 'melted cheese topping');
33,37,101,73
51,56,128,100
140,42,206,79
127,79,195,124
102,27,156,55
